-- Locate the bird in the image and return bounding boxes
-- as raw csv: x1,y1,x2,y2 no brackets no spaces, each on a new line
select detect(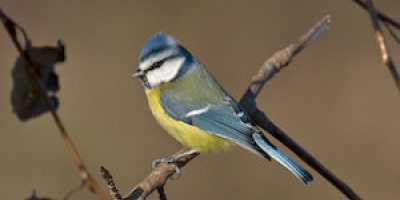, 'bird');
133,32,313,184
